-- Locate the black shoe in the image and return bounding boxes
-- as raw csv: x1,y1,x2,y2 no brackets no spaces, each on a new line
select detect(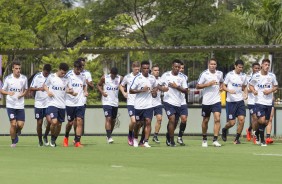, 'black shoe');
165,133,171,146
233,139,241,144
170,141,176,147
153,136,160,144
50,140,56,147
43,136,49,146
177,137,185,146
39,141,43,147
221,128,227,142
